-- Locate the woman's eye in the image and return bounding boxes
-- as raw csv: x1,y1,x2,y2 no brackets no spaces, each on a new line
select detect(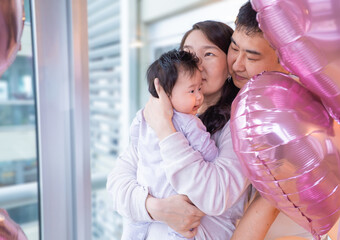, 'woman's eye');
231,46,238,52
204,52,214,57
